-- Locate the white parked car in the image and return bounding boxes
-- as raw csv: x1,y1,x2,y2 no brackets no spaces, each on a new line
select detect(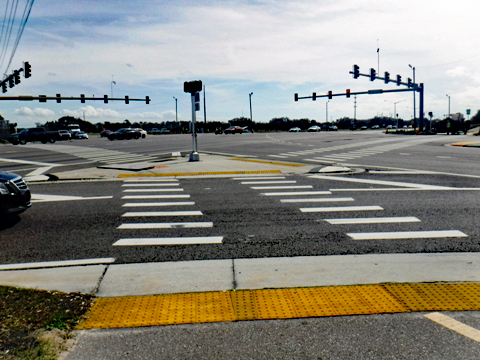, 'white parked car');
289,127,301,132
371,125,380,129
307,125,321,132
134,128,147,138
73,131,88,139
